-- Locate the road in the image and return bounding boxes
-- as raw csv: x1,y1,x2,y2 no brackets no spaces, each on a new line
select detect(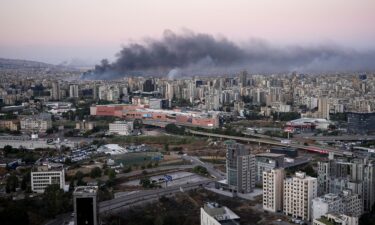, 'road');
187,129,344,155
182,155,226,180
99,180,212,214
